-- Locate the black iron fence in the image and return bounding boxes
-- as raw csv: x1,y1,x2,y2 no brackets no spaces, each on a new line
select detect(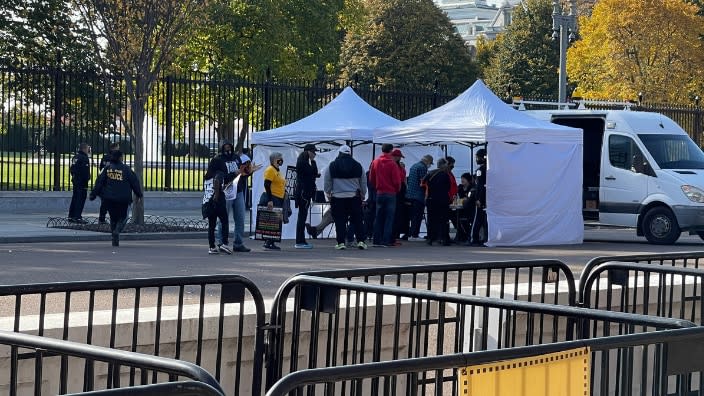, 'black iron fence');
0,274,266,396
264,326,704,396
0,66,453,192
0,330,224,396
264,274,693,390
